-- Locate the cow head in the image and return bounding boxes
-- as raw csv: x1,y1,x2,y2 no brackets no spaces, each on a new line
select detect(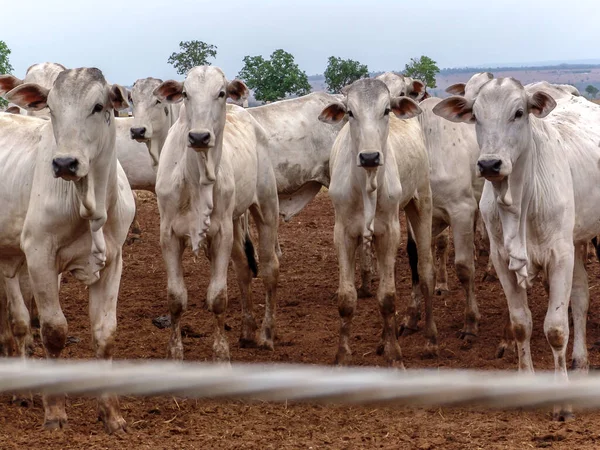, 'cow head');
129,77,171,142
375,72,426,101
5,68,129,181
319,78,422,172
154,66,248,183
433,77,556,182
